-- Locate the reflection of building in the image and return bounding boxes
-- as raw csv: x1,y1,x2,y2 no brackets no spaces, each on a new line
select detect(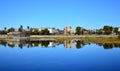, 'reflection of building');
7,40,26,48
64,26,72,35
64,40,76,48
32,41,60,47
48,42,59,47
